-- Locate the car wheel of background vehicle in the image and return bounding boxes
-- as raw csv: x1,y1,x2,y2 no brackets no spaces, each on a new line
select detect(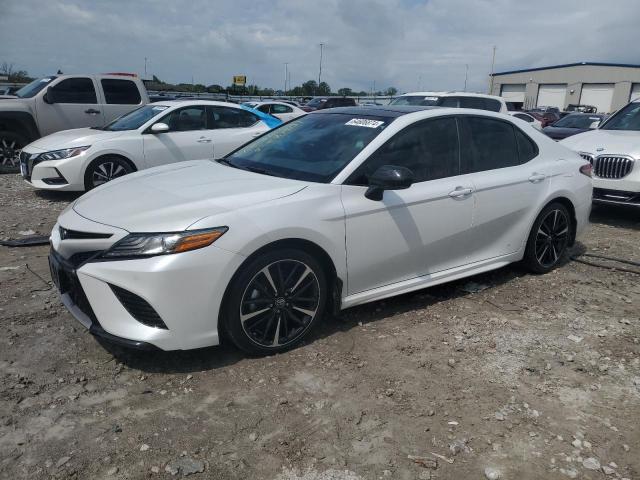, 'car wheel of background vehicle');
223,249,327,355
523,202,571,274
84,156,133,190
0,130,26,173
